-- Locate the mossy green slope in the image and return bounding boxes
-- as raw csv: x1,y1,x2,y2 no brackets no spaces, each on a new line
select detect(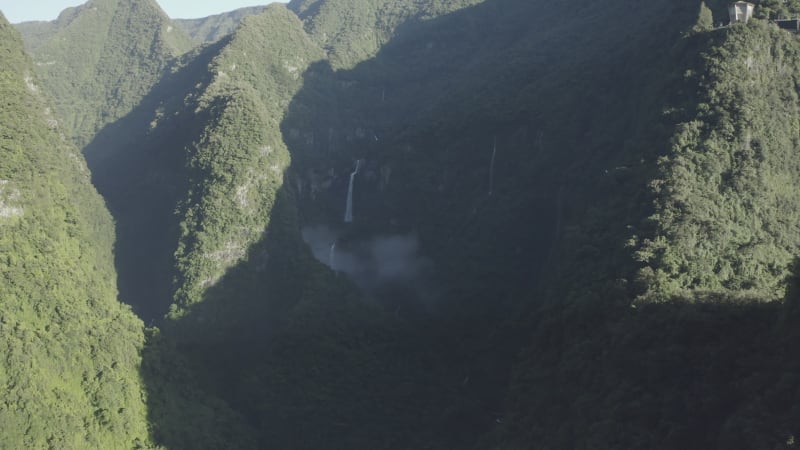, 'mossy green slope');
12,20,57,53
0,14,149,448
19,0,192,149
